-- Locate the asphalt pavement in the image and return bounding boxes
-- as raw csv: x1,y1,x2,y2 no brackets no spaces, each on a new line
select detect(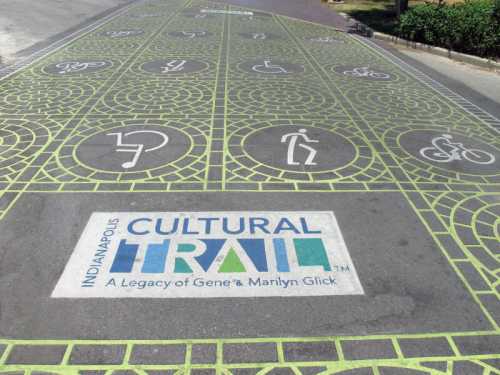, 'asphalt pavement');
0,0,498,373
